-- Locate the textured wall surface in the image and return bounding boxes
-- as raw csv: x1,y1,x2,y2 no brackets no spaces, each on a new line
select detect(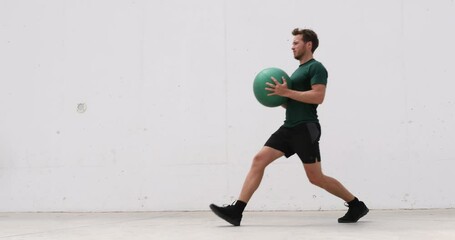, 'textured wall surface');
1,0,454,211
